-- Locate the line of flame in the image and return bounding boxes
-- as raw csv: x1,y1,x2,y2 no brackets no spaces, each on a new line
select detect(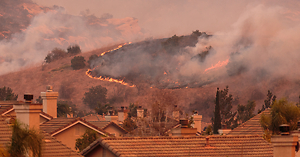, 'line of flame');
86,69,136,87
100,42,132,56
85,42,135,87
204,58,229,72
